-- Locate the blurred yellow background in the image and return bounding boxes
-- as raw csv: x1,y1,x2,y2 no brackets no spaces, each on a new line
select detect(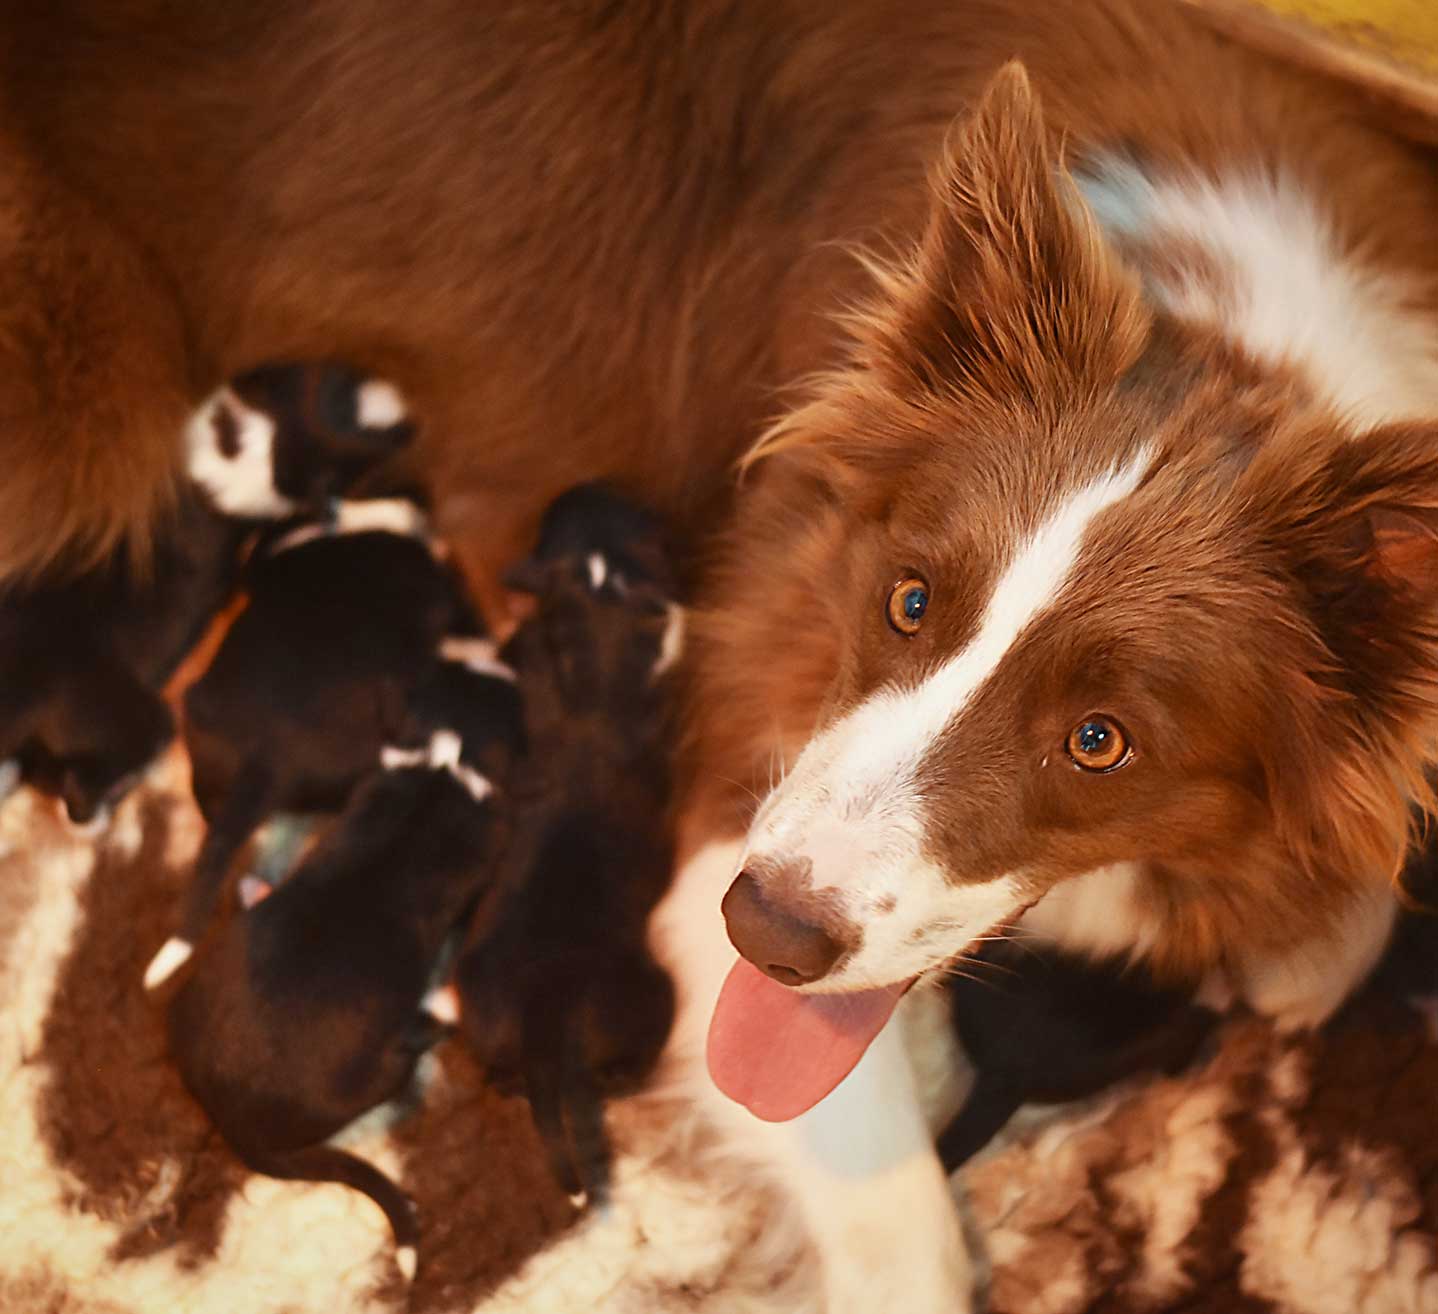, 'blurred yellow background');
1259,0,1438,74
